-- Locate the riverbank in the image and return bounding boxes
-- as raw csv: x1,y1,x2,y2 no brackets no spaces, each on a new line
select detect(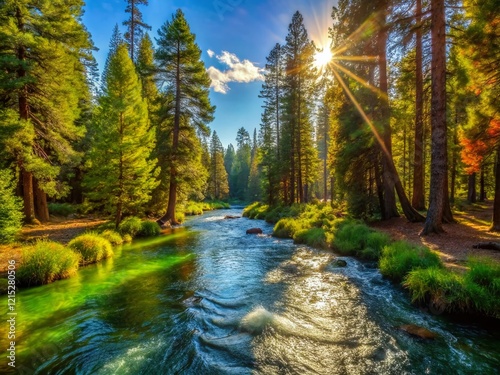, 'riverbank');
243,202,500,319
